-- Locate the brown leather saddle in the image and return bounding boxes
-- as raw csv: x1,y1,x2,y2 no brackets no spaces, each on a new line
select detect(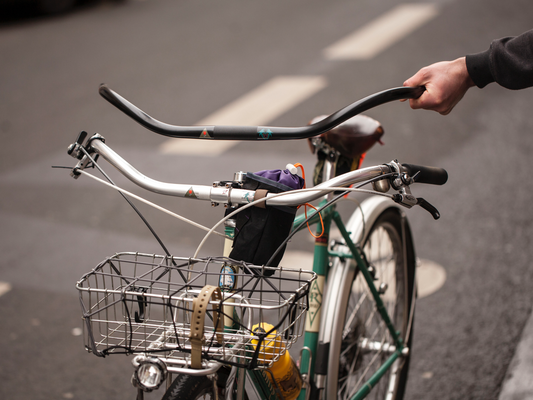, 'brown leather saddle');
308,114,384,158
